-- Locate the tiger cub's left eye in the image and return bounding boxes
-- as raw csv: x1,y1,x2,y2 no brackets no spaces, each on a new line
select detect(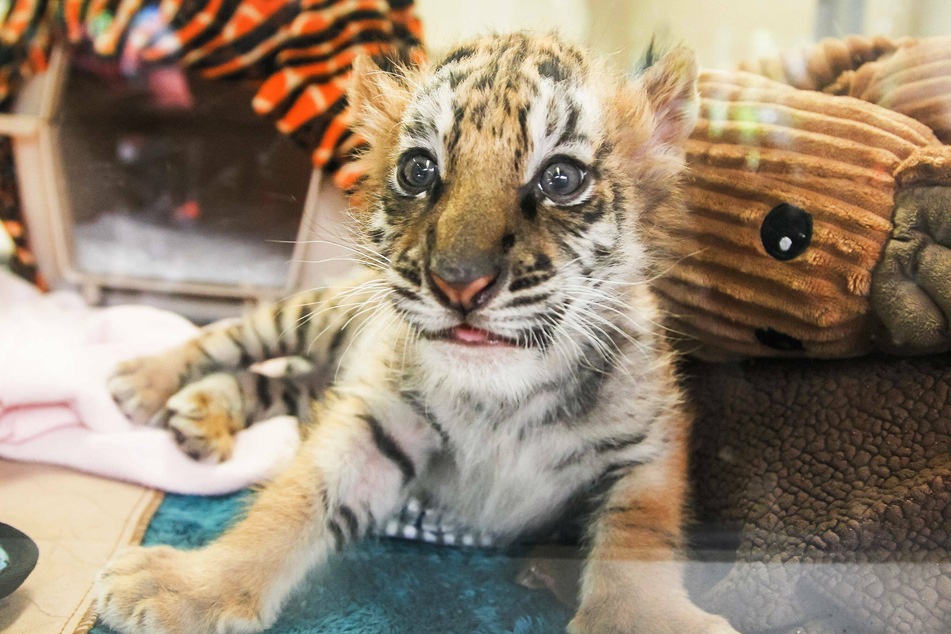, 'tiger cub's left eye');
397,152,439,194
538,159,587,202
